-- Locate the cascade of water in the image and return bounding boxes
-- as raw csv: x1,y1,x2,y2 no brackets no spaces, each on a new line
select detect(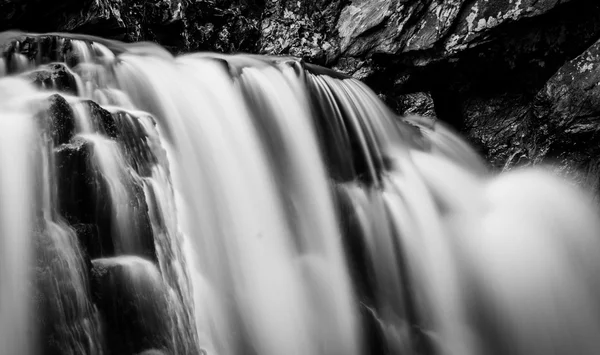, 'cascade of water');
115,110,201,354
0,78,39,355
2,32,600,355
